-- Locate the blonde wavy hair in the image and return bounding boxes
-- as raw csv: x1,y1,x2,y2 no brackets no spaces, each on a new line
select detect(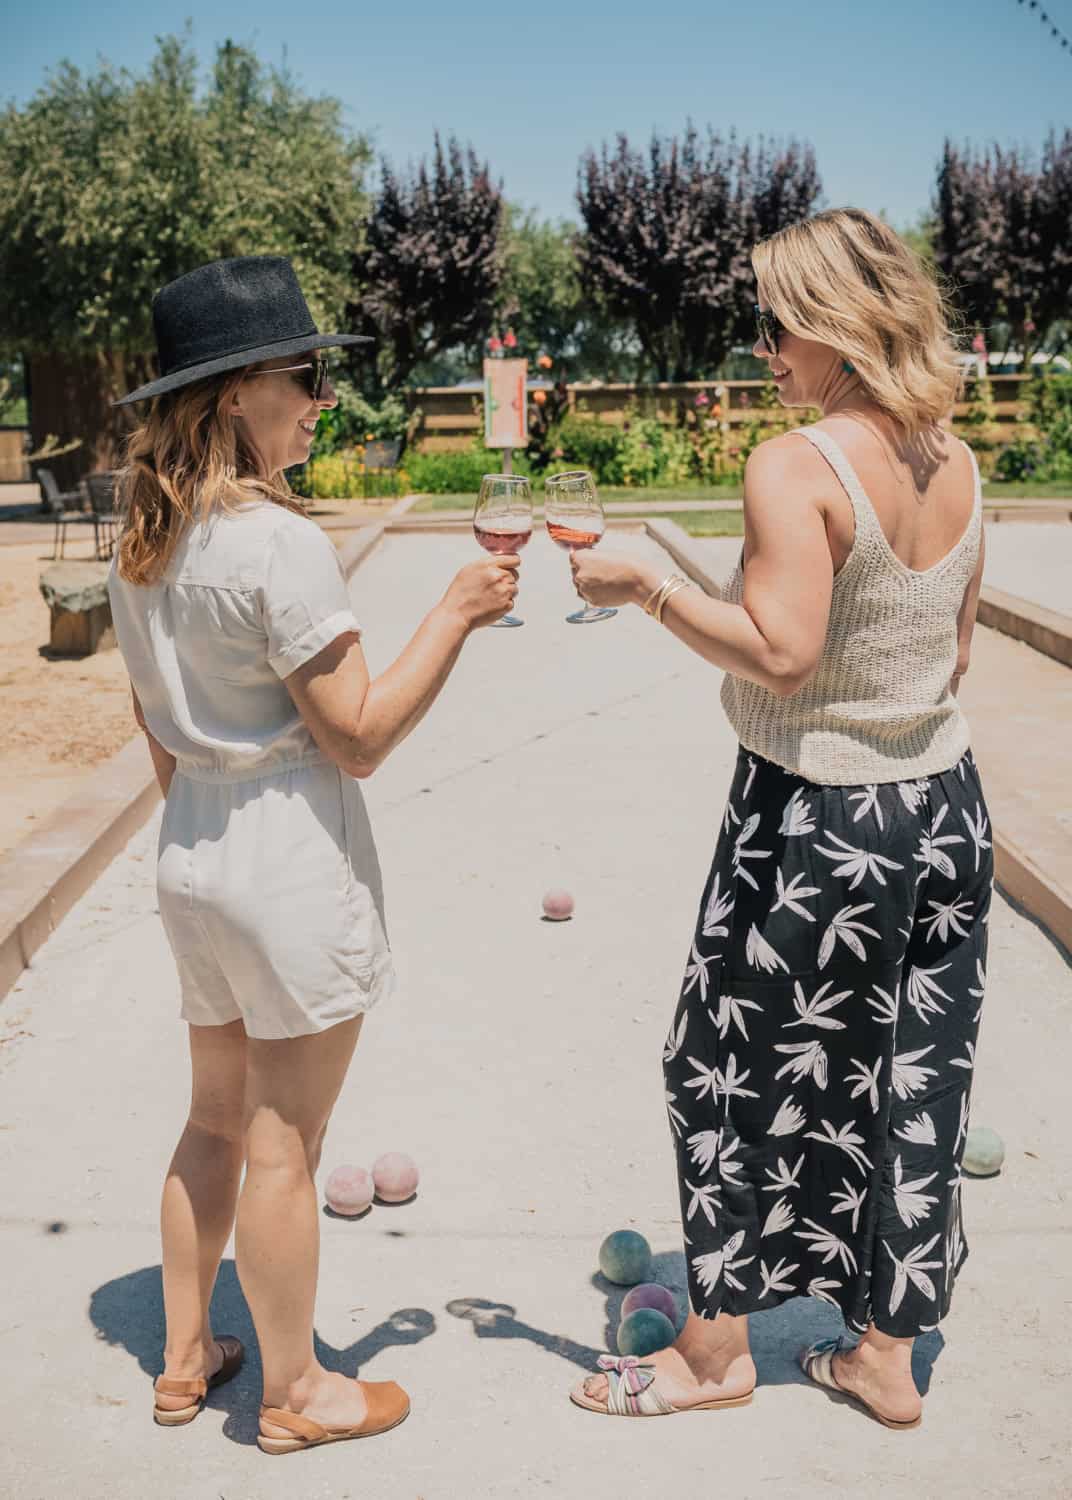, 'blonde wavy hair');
116,368,305,586
751,207,964,438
